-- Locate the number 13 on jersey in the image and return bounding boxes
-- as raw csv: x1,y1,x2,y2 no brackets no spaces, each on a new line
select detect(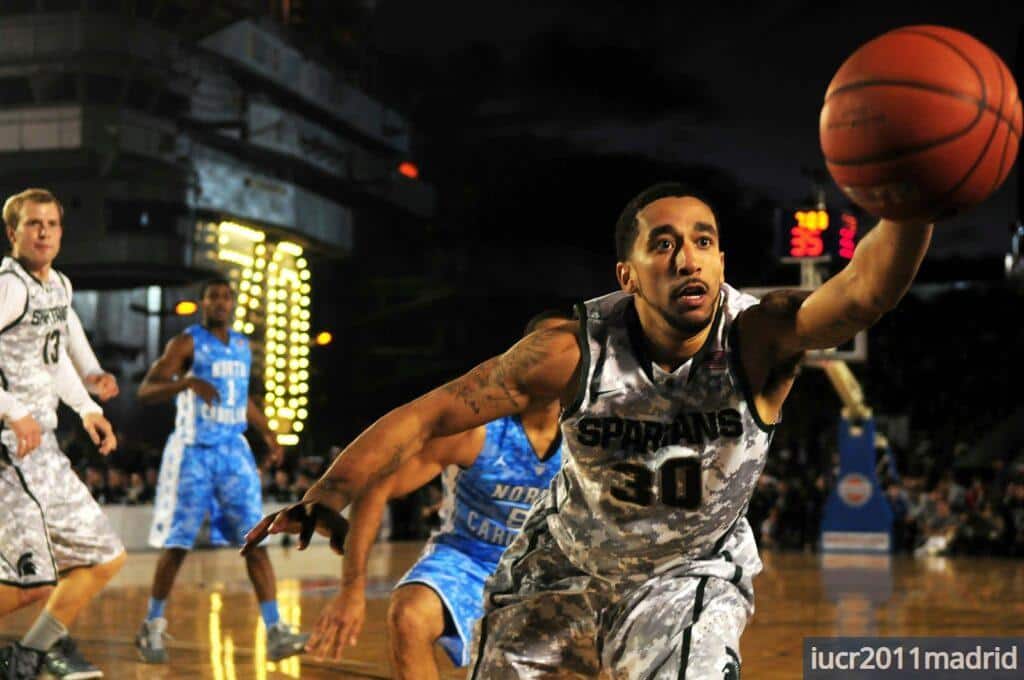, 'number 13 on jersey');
609,452,703,509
